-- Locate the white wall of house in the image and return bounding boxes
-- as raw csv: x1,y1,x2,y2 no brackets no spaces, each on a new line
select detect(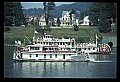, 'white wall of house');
60,11,76,27
39,14,46,26
61,11,70,26
80,16,90,26
54,18,57,26
76,19,79,26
